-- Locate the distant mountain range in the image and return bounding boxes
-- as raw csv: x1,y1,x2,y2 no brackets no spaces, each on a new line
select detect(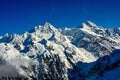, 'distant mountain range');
0,21,120,80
